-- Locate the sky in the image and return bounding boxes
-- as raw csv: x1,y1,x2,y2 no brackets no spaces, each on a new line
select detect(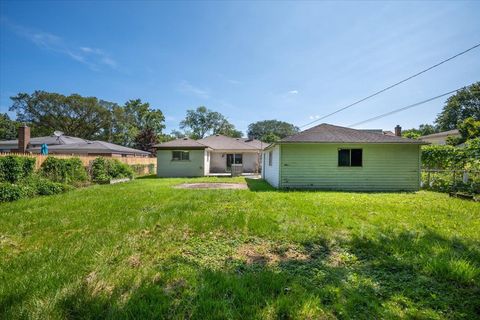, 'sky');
1,1,479,135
